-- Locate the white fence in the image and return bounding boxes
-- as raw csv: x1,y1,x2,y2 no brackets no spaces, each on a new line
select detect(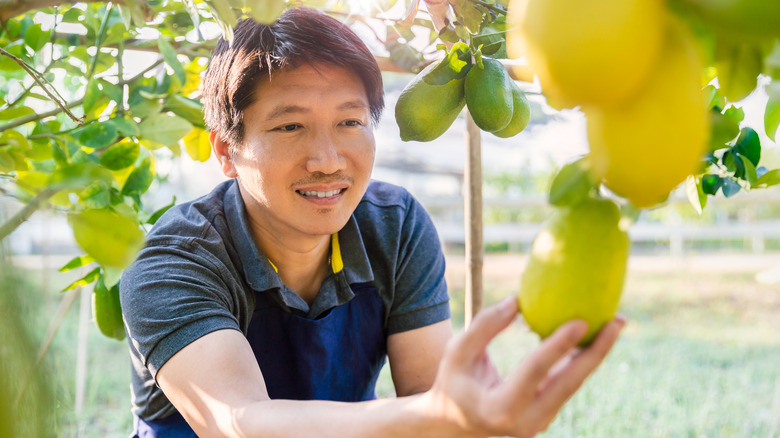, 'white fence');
423,193,780,256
